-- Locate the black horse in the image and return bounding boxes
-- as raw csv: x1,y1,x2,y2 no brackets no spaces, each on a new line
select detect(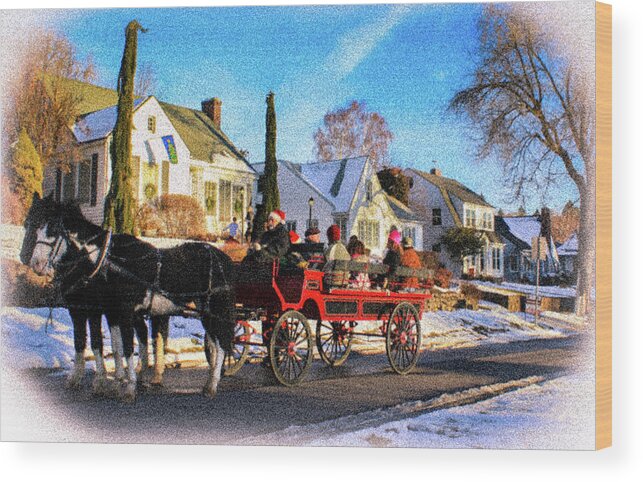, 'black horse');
20,194,235,400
